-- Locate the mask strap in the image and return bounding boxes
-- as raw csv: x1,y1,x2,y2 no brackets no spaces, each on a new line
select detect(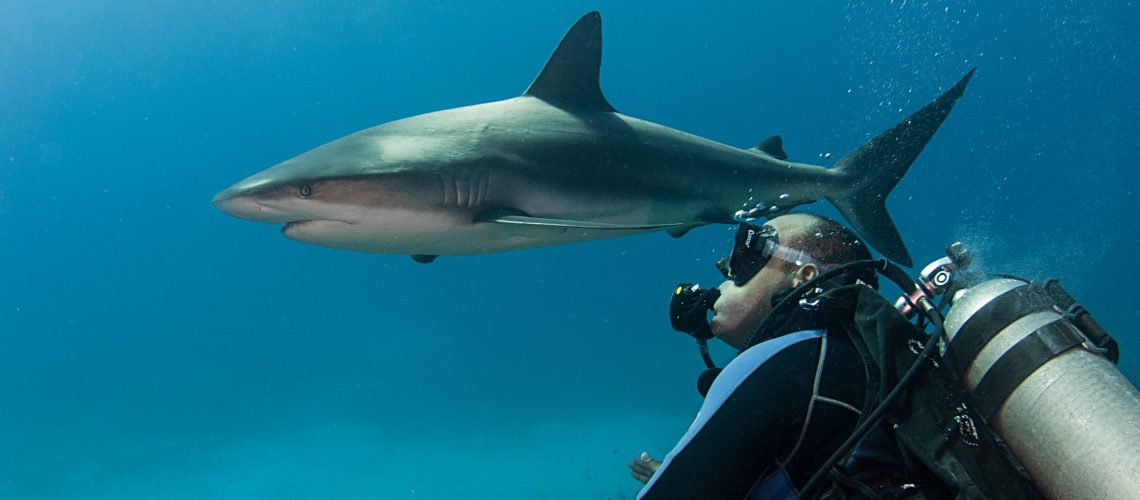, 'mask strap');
763,239,830,268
